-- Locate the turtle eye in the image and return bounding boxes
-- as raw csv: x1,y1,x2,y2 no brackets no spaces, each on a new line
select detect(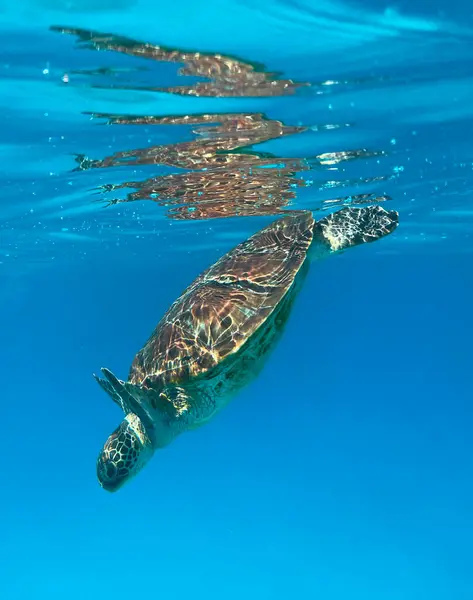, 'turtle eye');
105,461,117,479
97,457,117,483
97,417,152,492
97,454,127,492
